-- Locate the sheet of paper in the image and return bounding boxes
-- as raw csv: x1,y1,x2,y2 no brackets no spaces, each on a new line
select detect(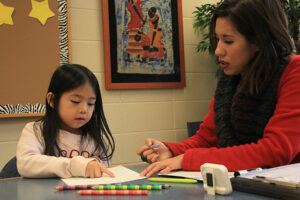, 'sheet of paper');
240,163,300,183
159,171,204,181
62,165,146,185
159,170,234,181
